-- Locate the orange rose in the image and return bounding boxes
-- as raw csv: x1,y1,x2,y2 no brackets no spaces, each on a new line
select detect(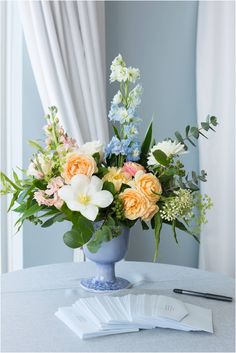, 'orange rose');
142,203,159,221
135,171,162,202
63,153,97,183
119,188,149,220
